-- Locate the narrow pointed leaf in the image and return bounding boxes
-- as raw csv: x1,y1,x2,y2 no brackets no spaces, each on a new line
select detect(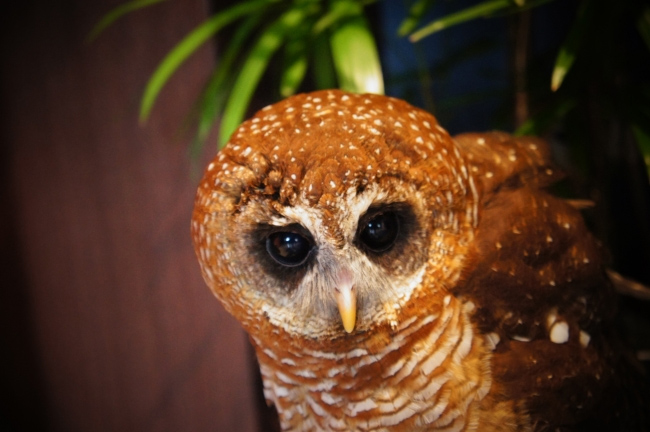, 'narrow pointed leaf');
398,0,436,37
311,32,337,90
409,0,510,42
87,0,167,43
191,12,264,155
514,98,577,136
139,0,275,122
280,26,310,97
313,0,361,35
551,0,591,91
330,15,384,94
219,7,306,145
